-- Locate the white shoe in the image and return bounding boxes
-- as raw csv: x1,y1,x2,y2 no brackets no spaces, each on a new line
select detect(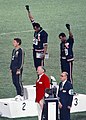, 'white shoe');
15,95,24,101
